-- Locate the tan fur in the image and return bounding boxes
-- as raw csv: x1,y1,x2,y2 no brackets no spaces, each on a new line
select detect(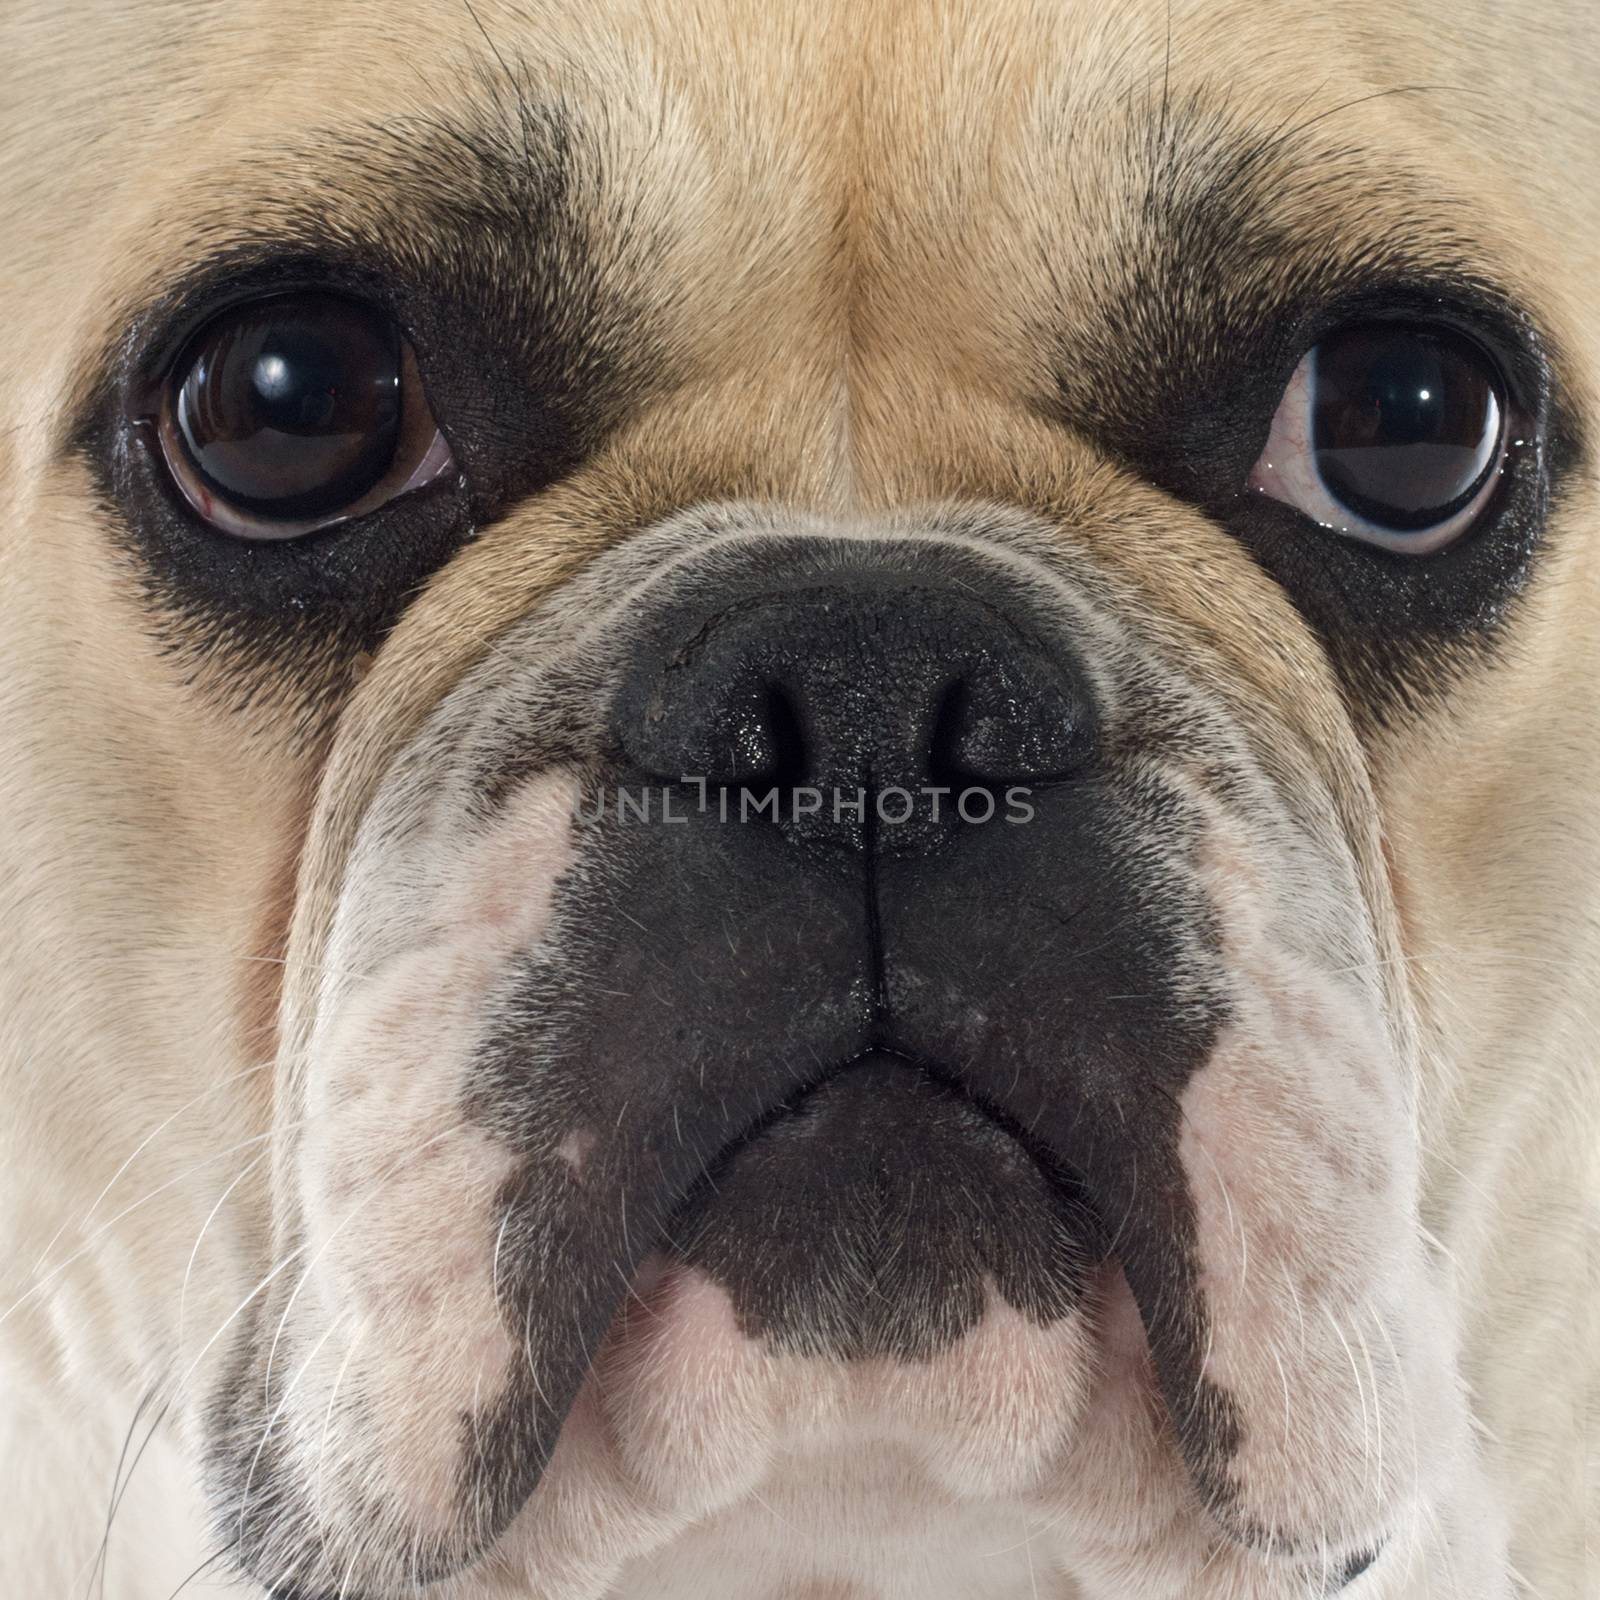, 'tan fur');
1,1,1596,1596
